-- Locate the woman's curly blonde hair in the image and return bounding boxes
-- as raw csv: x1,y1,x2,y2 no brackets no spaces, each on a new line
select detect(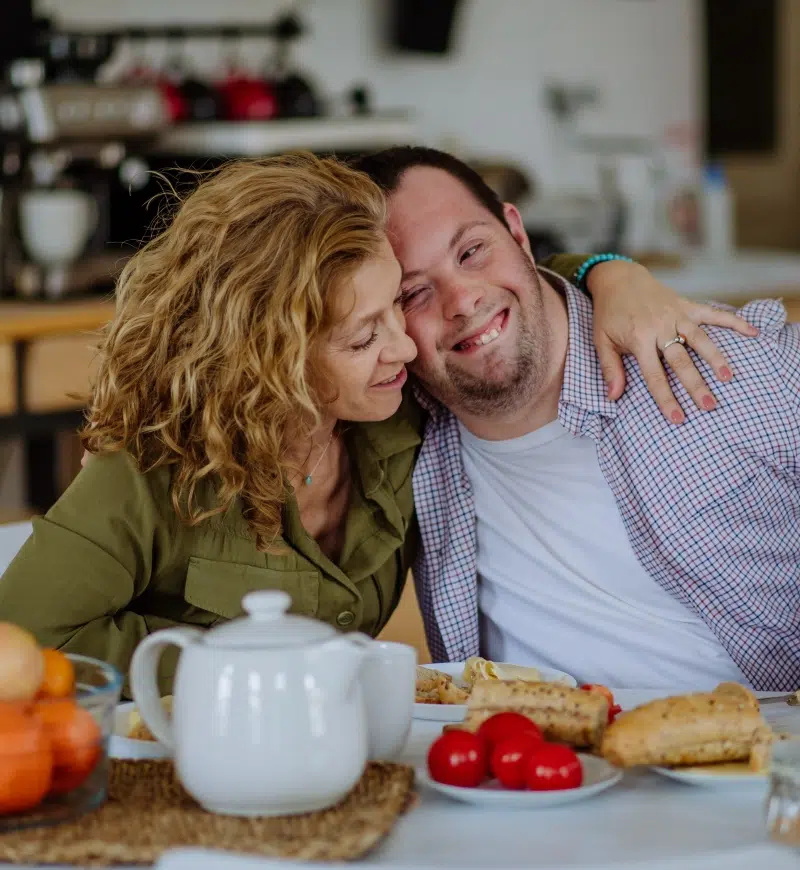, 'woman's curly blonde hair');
82,152,387,550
